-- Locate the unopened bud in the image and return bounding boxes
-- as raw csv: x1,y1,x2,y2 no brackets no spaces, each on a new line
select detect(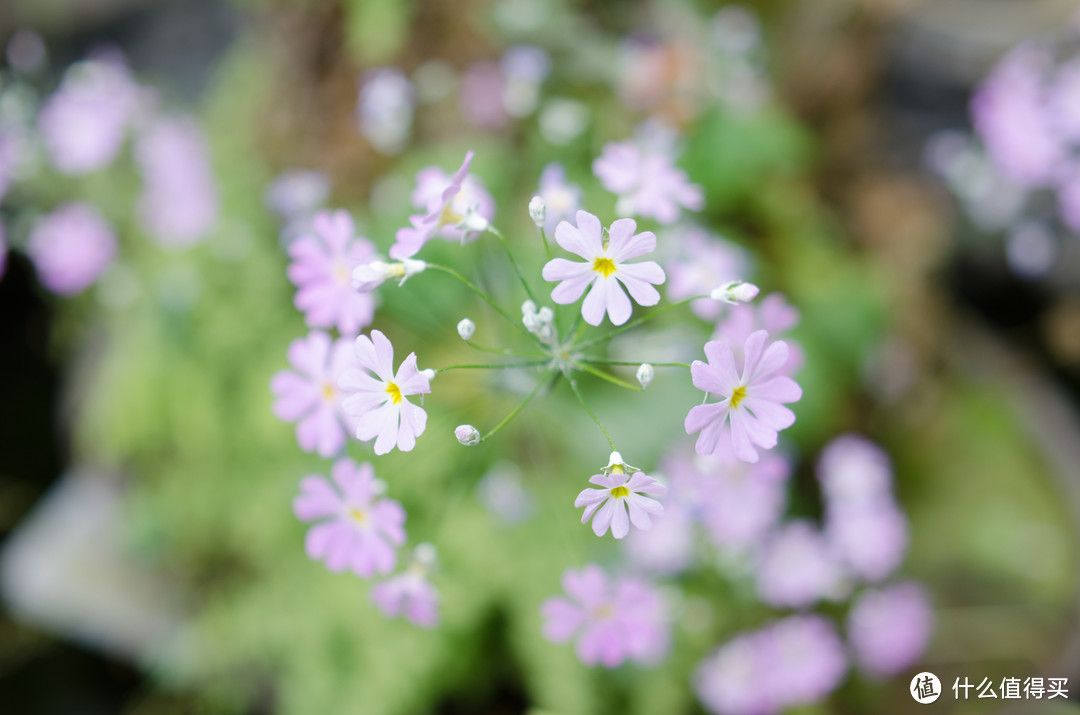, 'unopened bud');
420,368,436,382
529,195,546,227
457,318,475,340
537,306,554,324
455,424,481,446
636,363,654,389
710,280,760,305
522,300,538,315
